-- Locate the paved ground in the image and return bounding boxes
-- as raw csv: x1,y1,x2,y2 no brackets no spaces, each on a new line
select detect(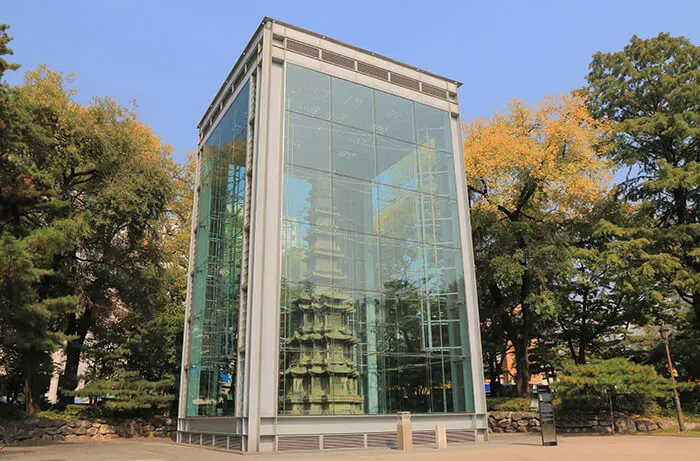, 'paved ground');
2,433,699,460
